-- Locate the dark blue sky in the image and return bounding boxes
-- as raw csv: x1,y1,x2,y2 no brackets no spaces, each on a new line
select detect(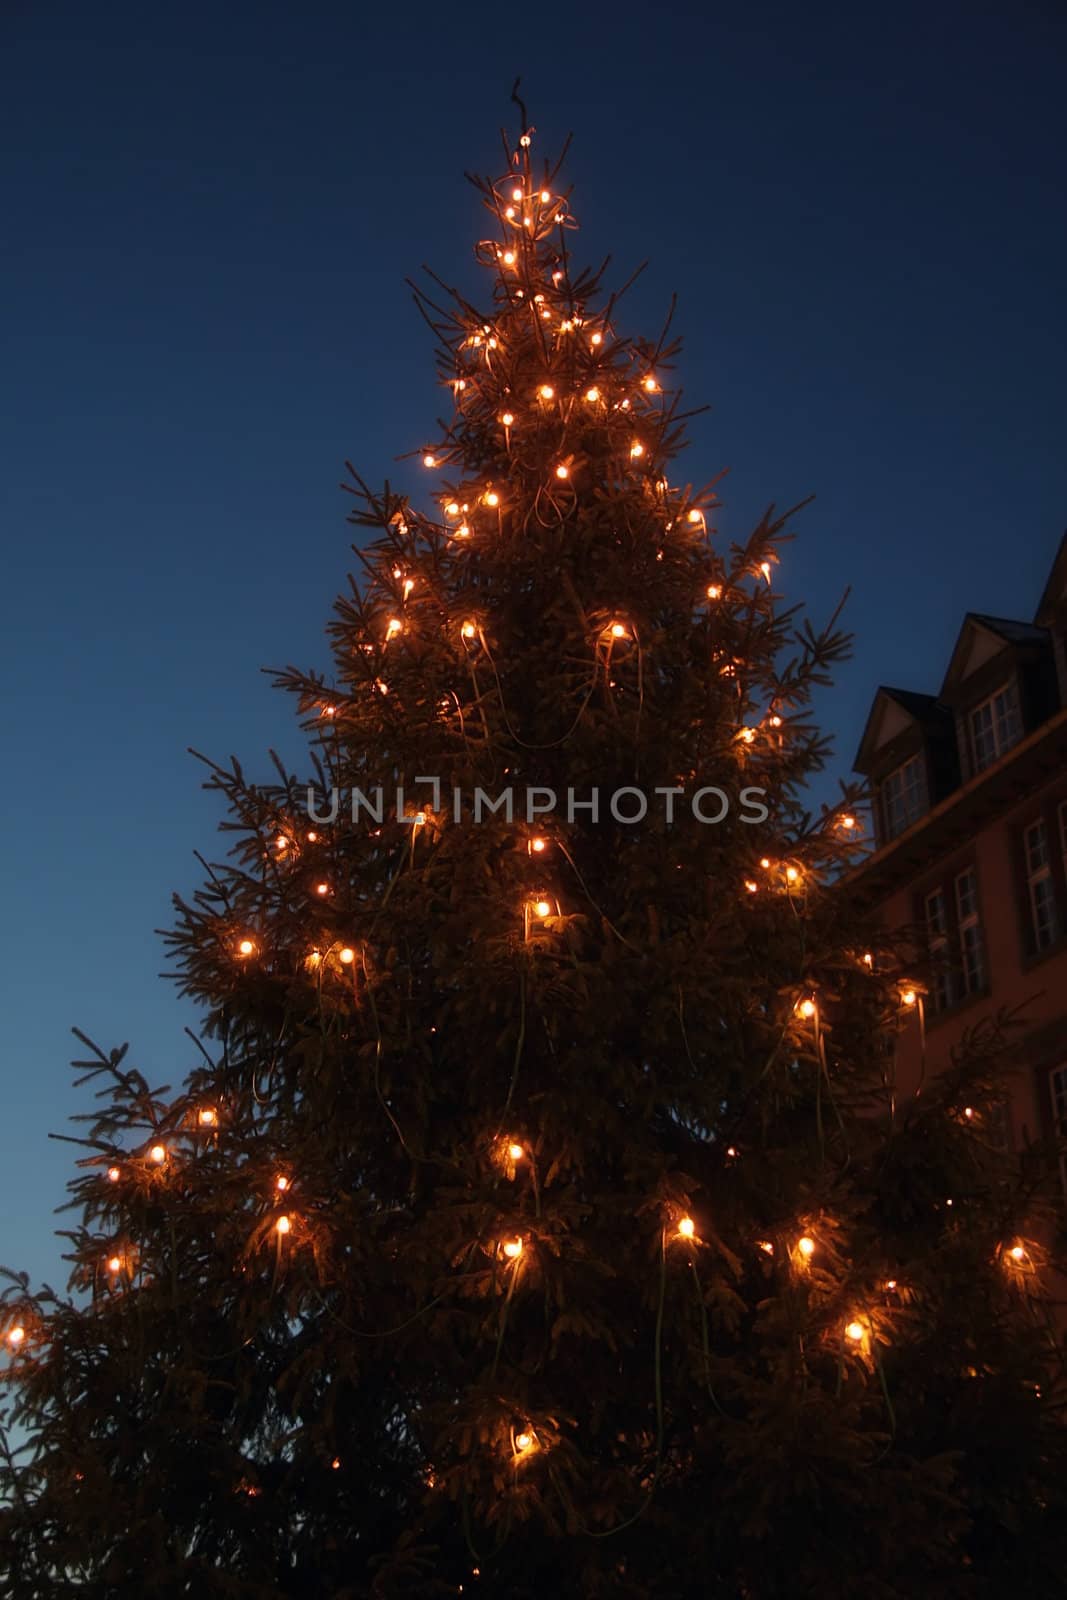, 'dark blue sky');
2,2,1064,1289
